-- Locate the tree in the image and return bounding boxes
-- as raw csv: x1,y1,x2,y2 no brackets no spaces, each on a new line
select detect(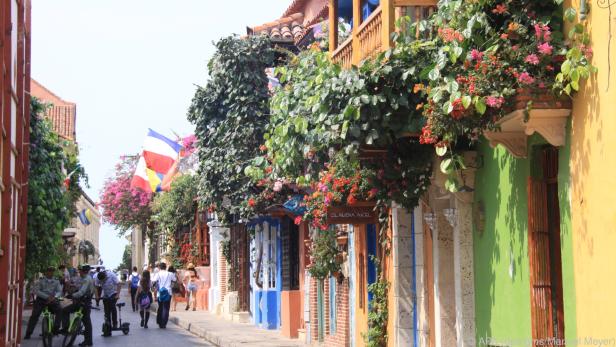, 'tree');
26,98,76,279
187,35,274,222
116,245,132,272
99,155,155,263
